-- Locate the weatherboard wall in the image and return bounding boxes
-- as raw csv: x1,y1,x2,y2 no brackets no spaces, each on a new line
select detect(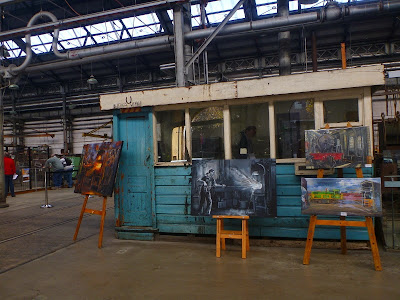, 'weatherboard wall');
154,164,372,240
